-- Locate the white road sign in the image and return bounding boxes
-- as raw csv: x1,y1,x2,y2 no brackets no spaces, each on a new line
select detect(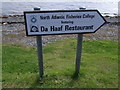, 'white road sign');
24,10,106,36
